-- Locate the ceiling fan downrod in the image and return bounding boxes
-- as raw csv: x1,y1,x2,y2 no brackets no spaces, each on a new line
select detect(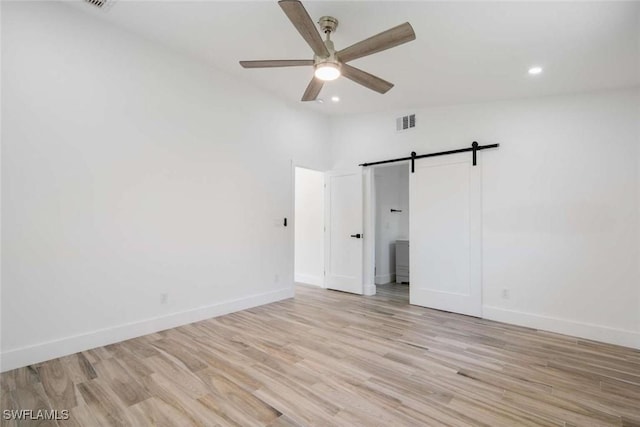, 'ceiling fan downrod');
315,15,340,75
